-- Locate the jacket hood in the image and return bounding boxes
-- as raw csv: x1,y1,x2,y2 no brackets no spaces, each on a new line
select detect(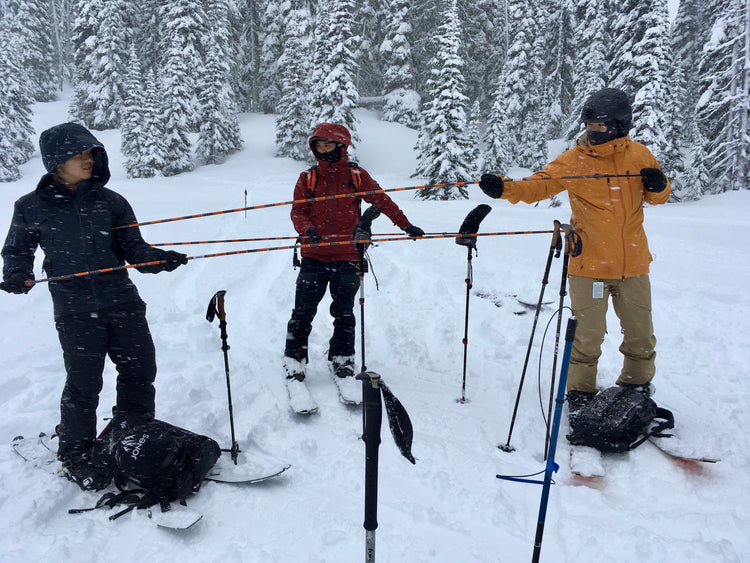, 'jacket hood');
309,123,351,161
39,122,110,185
